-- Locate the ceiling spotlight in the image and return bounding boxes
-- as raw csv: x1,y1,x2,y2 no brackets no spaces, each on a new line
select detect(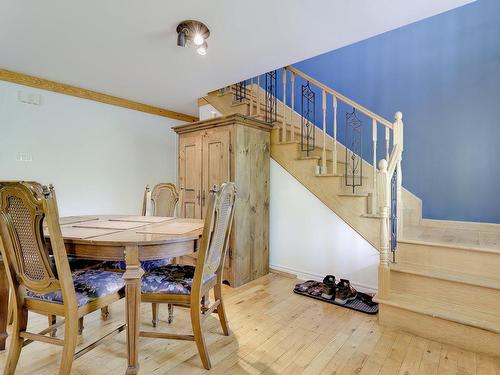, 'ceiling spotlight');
176,20,210,55
196,41,208,56
193,33,204,46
